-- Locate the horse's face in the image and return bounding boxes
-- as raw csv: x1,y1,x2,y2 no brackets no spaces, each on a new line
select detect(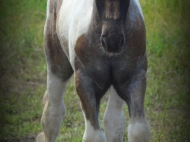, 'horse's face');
96,0,130,53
